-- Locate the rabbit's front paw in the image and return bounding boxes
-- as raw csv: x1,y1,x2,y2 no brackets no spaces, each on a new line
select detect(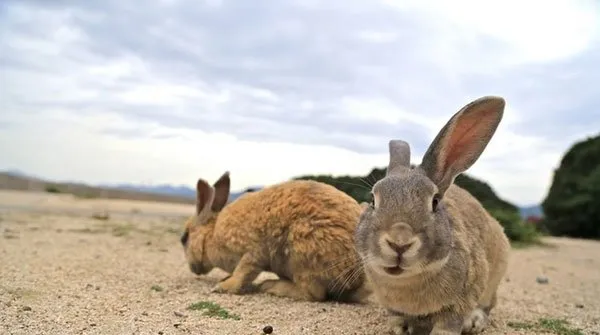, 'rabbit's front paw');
211,277,256,295
462,308,488,334
210,283,228,294
211,277,242,294
387,314,411,335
